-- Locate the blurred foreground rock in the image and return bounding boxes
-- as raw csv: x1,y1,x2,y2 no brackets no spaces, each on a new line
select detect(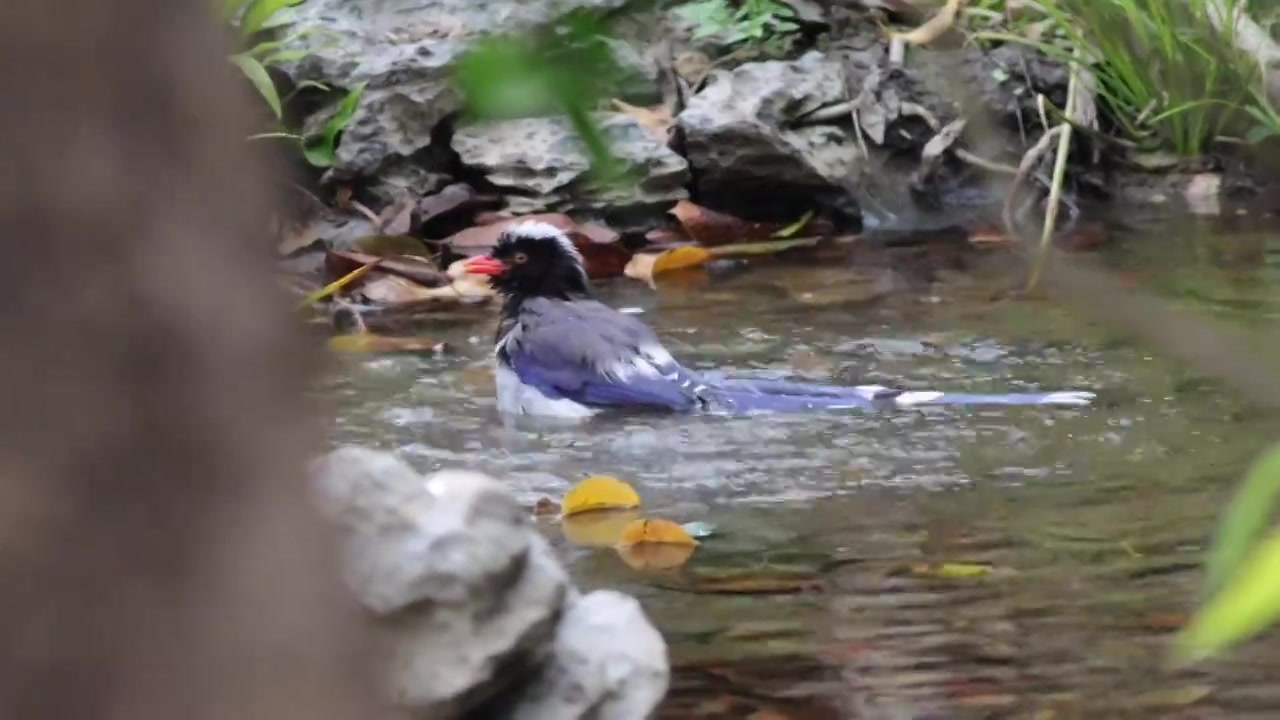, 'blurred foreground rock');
312,446,670,719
